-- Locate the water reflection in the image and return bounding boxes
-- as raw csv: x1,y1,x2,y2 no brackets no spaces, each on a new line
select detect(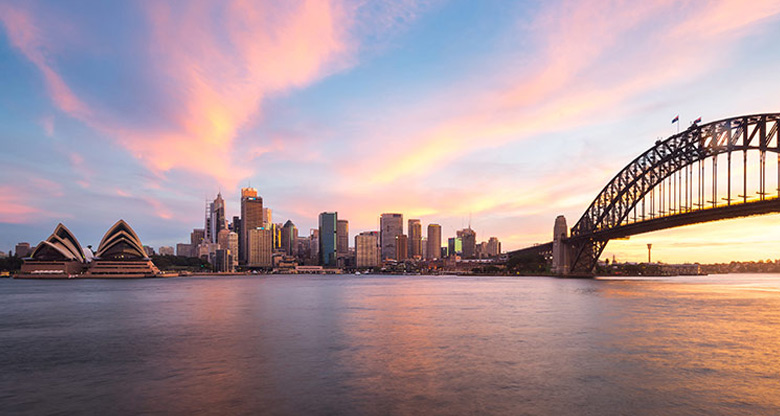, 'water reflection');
1,275,780,415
